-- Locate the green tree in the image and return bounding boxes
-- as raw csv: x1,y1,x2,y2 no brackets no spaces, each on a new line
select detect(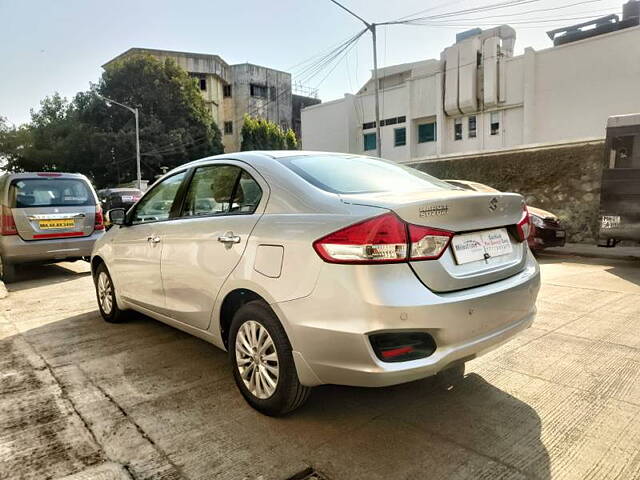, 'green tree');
240,115,298,151
1,55,224,188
